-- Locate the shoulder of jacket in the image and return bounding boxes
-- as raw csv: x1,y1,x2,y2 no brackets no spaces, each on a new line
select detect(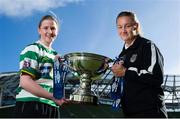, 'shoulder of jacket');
140,36,153,45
